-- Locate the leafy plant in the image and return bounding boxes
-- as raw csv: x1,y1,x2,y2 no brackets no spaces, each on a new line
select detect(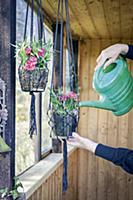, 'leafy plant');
0,177,24,200
50,89,79,116
15,39,52,71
